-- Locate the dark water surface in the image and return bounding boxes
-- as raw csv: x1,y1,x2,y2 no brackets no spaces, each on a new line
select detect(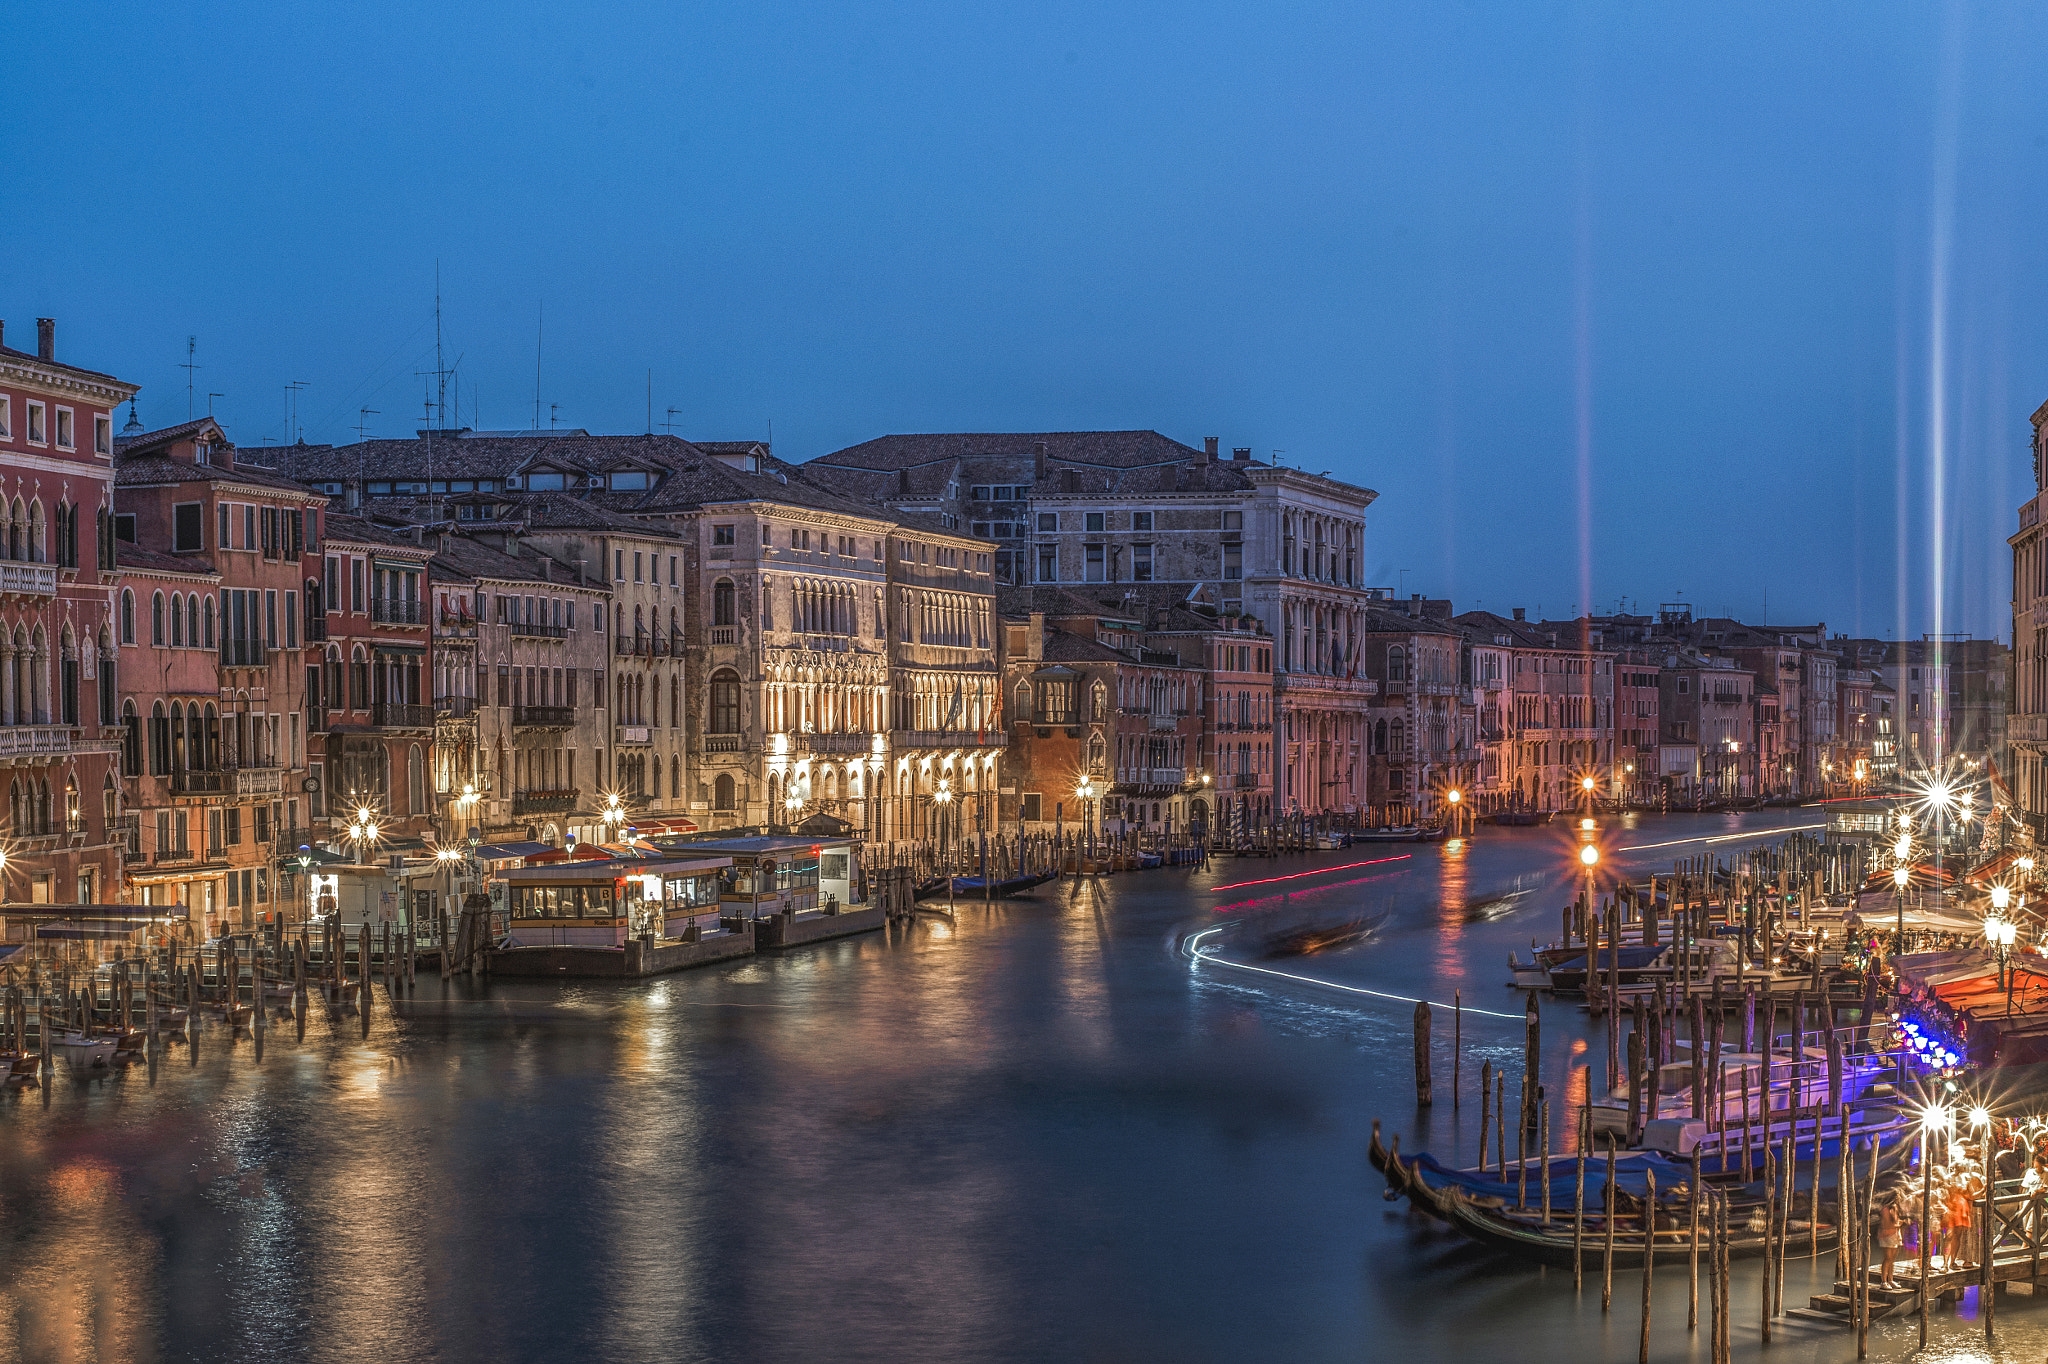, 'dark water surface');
0,810,2037,1363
